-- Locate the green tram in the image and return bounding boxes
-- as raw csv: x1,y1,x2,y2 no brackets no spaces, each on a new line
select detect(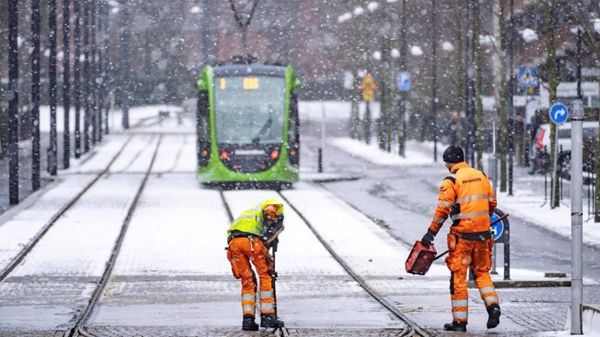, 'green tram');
195,60,300,188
